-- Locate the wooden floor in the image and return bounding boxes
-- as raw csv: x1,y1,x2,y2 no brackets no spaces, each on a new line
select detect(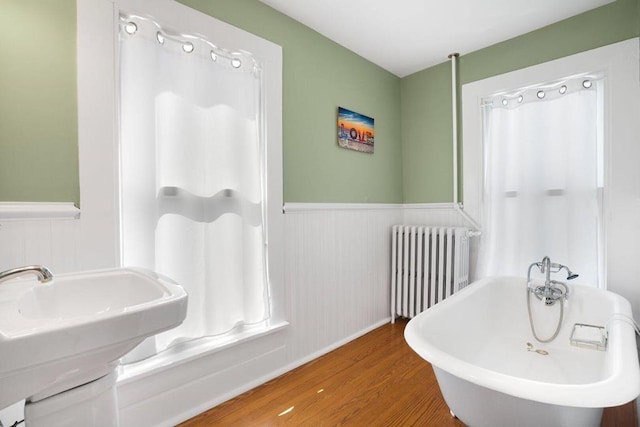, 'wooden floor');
180,320,636,427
